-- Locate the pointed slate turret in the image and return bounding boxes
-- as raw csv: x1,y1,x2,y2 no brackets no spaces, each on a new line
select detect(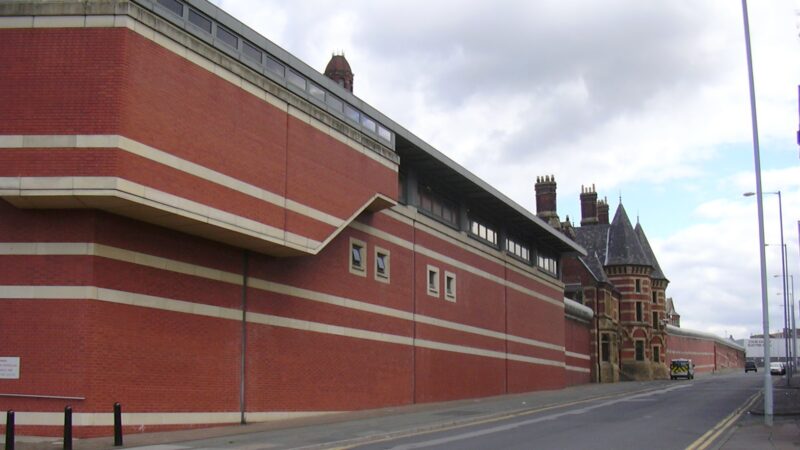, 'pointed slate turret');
574,224,610,282
605,204,650,267
634,223,667,281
